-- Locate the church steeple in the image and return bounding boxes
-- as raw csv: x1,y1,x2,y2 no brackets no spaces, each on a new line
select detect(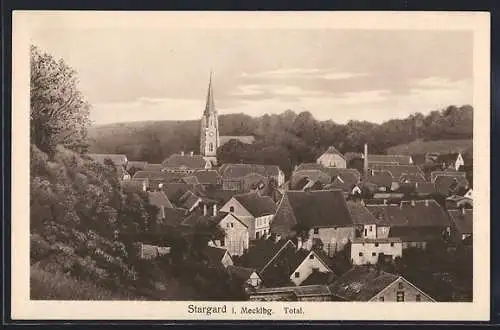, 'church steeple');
200,70,219,165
